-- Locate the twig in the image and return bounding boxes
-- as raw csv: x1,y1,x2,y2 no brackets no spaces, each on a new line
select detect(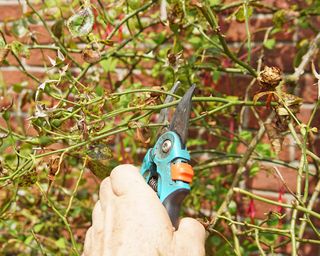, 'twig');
197,2,257,77
286,32,320,82
26,0,82,69
36,182,80,255
208,114,272,231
